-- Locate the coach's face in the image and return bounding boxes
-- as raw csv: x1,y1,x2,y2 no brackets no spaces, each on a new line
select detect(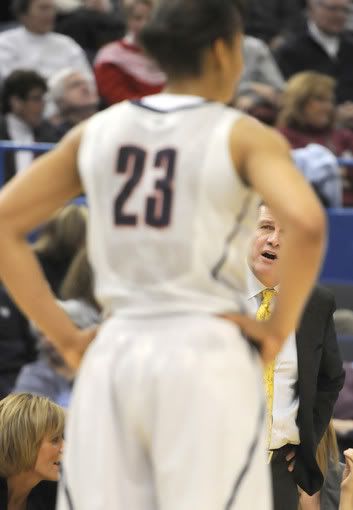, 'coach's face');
248,205,282,288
